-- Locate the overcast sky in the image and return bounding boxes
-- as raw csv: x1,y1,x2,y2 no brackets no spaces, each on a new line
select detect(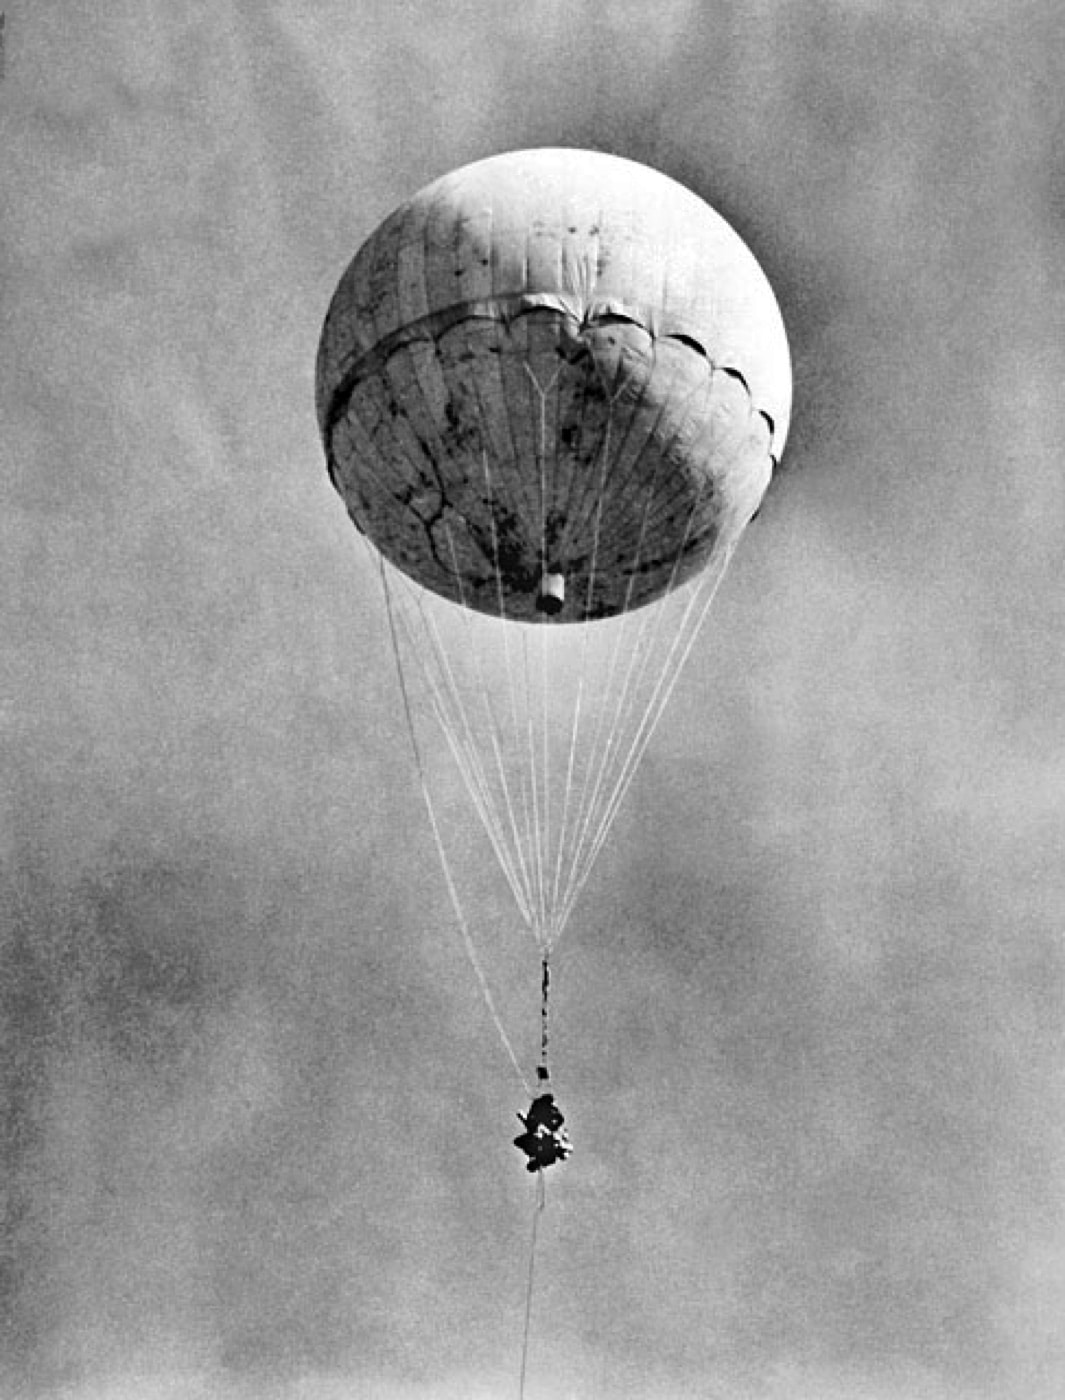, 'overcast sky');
3,3,1065,1398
